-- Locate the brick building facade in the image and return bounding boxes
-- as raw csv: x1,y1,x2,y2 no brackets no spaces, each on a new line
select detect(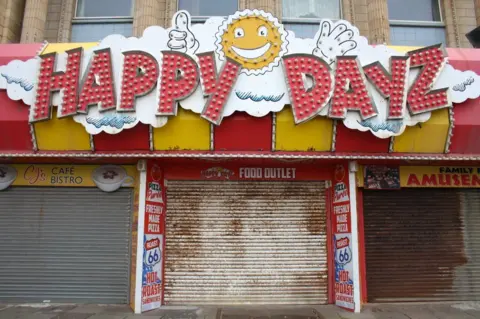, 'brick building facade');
0,0,478,48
